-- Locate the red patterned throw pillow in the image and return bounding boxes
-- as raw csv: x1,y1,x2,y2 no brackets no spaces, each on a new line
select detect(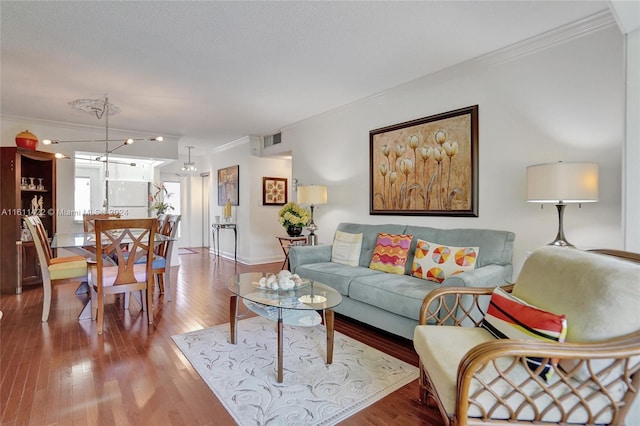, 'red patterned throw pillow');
369,233,413,275
481,287,568,381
